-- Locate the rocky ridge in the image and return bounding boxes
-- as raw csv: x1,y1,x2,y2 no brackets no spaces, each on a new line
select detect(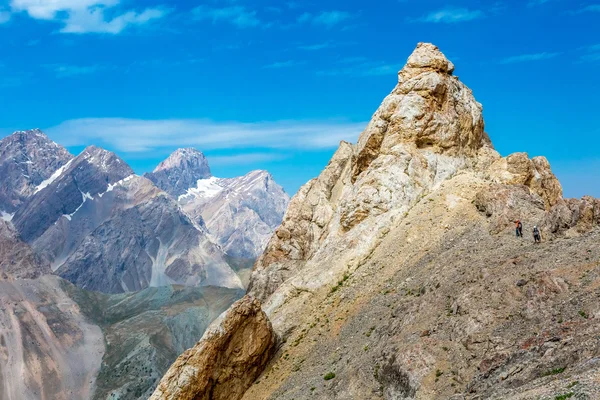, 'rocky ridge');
12,145,134,242
0,129,73,214
155,43,600,400
48,175,243,293
179,170,290,259
145,148,212,197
